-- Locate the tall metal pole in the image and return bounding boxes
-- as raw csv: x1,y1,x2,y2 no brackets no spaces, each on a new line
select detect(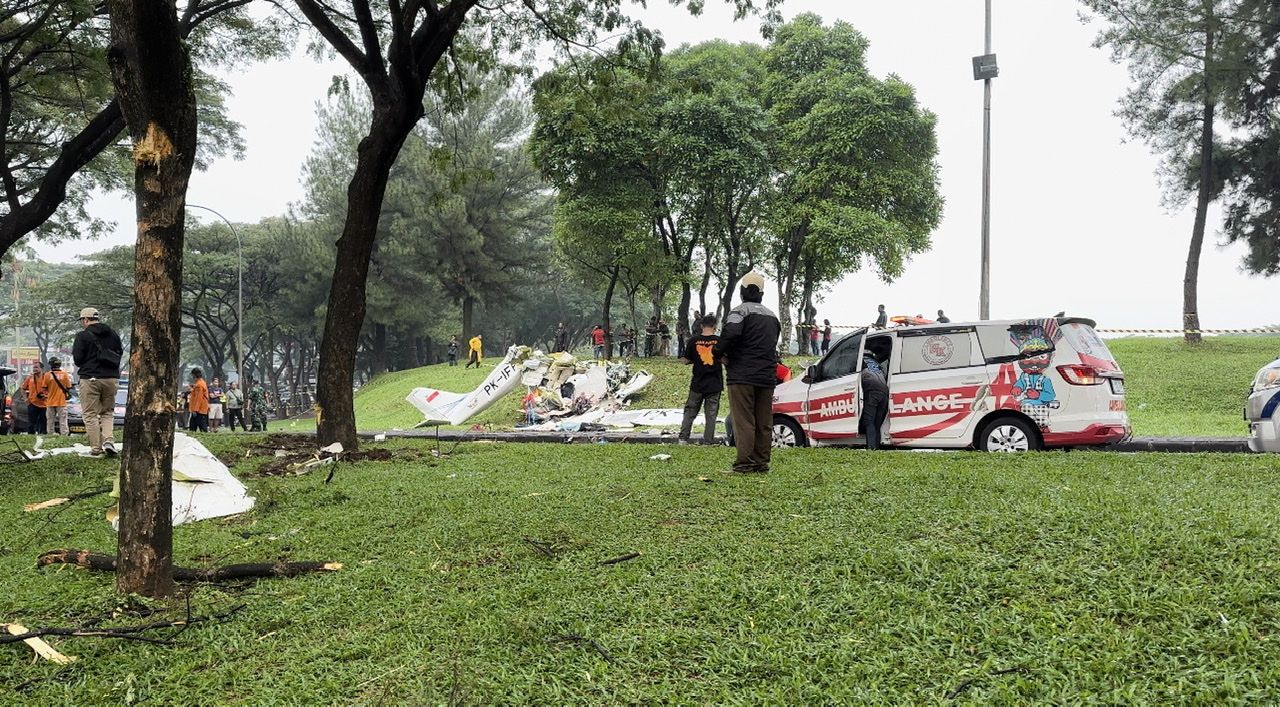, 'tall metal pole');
980,0,993,320
186,204,243,392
